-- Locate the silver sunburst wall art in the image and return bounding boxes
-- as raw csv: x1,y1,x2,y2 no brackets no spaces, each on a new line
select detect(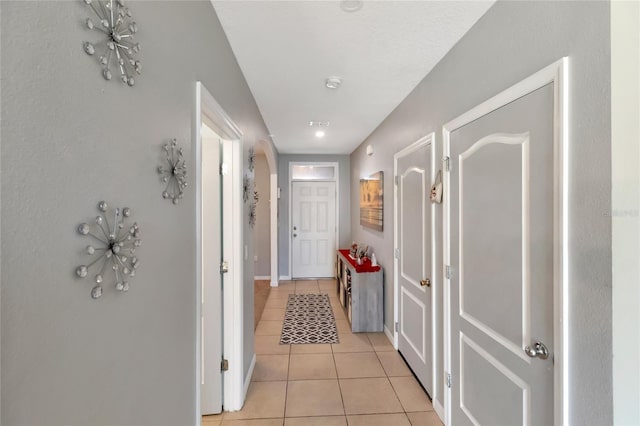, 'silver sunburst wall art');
249,190,259,227
249,203,257,228
157,139,188,204
248,146,255,172
76,201,141,299
82,0,141,86
243,175,251,203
